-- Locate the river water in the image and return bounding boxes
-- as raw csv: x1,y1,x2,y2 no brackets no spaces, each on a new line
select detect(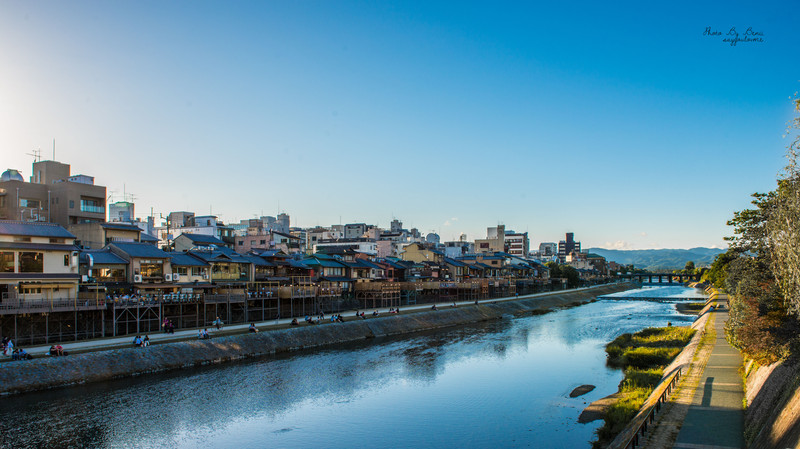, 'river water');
0,291,703,449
